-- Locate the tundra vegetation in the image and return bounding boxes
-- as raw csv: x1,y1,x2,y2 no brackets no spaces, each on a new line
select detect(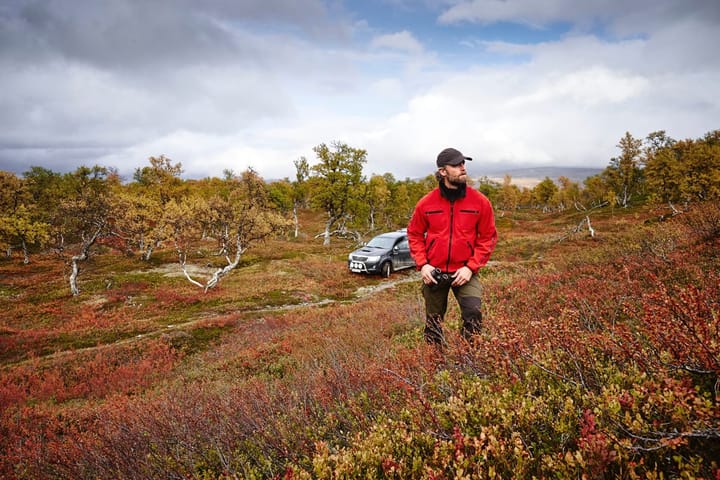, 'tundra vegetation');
1,131,719,479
